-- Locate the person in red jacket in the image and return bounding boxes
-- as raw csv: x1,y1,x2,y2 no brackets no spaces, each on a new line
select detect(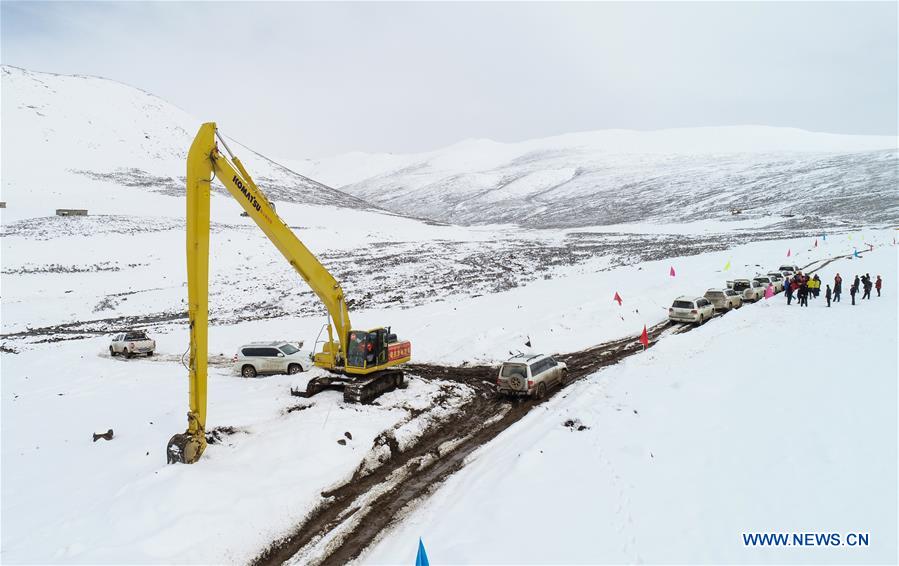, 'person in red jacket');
875,275,882,297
